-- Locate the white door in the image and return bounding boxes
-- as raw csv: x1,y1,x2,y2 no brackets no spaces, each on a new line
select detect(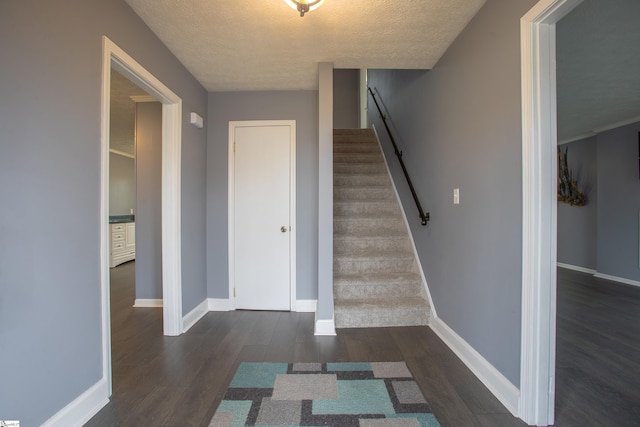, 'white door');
231,121,295,310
